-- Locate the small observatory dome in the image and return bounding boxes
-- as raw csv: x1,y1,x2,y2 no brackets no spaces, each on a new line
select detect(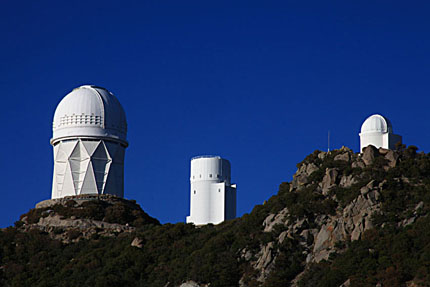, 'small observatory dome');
51,85,127,146
360,114,393,135
359,114,401,152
